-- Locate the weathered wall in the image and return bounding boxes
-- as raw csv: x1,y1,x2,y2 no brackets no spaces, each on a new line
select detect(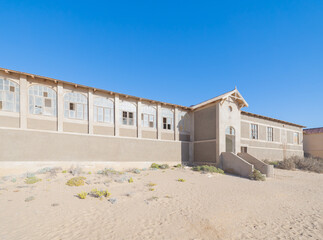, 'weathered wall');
0,128,187,163
240,113,303,161
27,118,57,131
93,125,114,136
194,105,217,141
304,133,323,159
0,115,20,128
